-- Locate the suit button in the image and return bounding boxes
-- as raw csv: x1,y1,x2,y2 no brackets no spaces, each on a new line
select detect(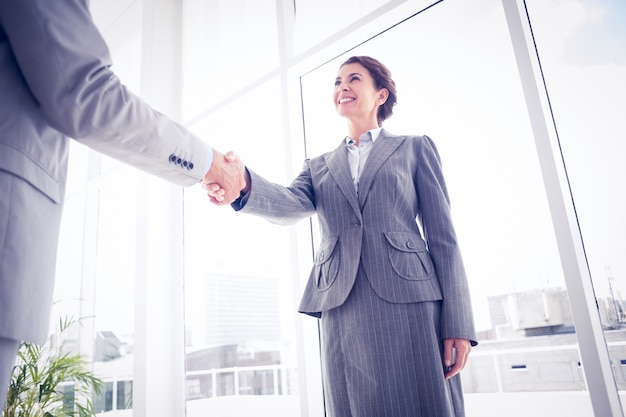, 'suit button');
354,220,361,227
406,241,415,249
318,250,325,261
169,154,177,163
